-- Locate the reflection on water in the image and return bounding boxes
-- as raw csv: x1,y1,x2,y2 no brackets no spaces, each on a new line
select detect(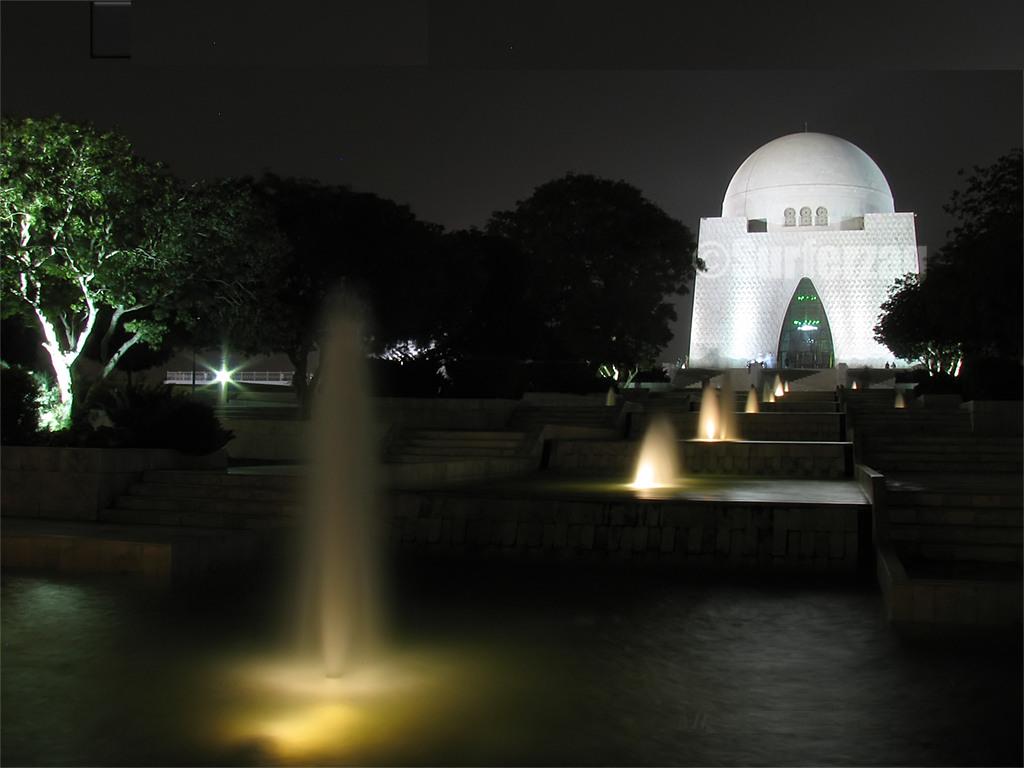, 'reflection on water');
2,571,1021,766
